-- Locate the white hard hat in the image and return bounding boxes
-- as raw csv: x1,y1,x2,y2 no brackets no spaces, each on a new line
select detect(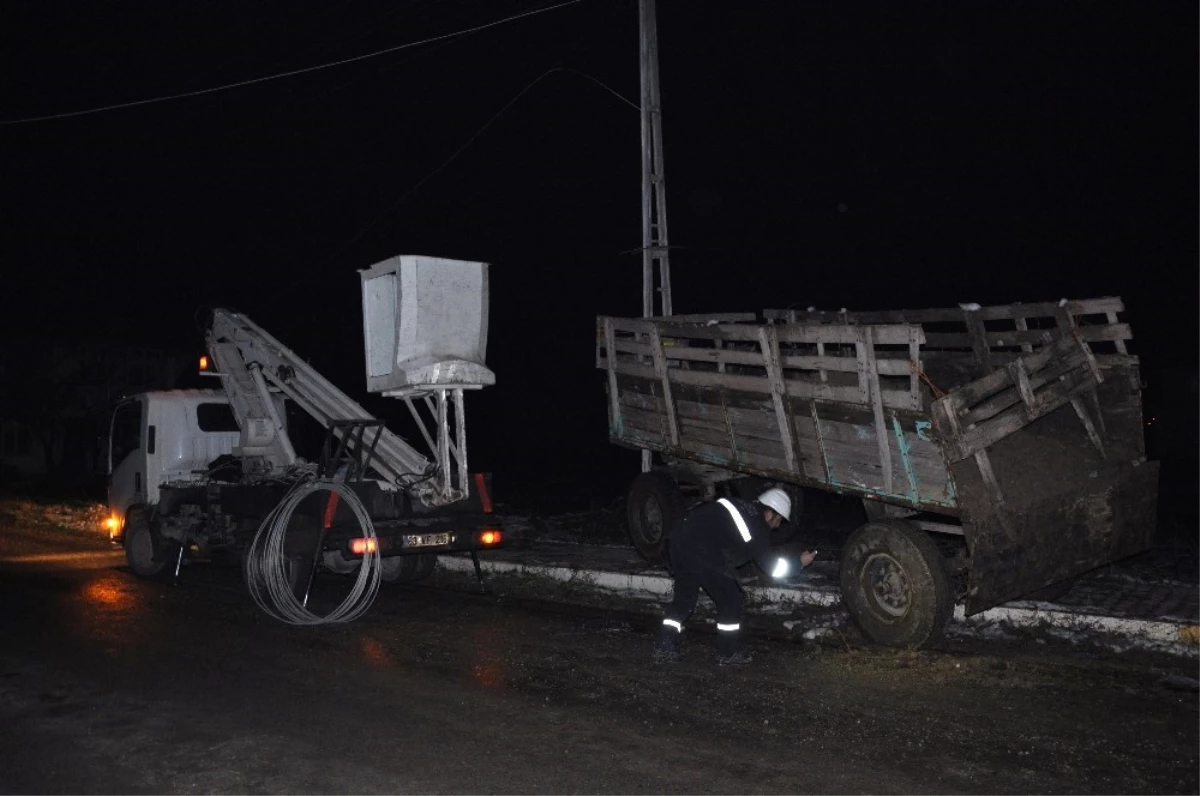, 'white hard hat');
757,488,791,521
